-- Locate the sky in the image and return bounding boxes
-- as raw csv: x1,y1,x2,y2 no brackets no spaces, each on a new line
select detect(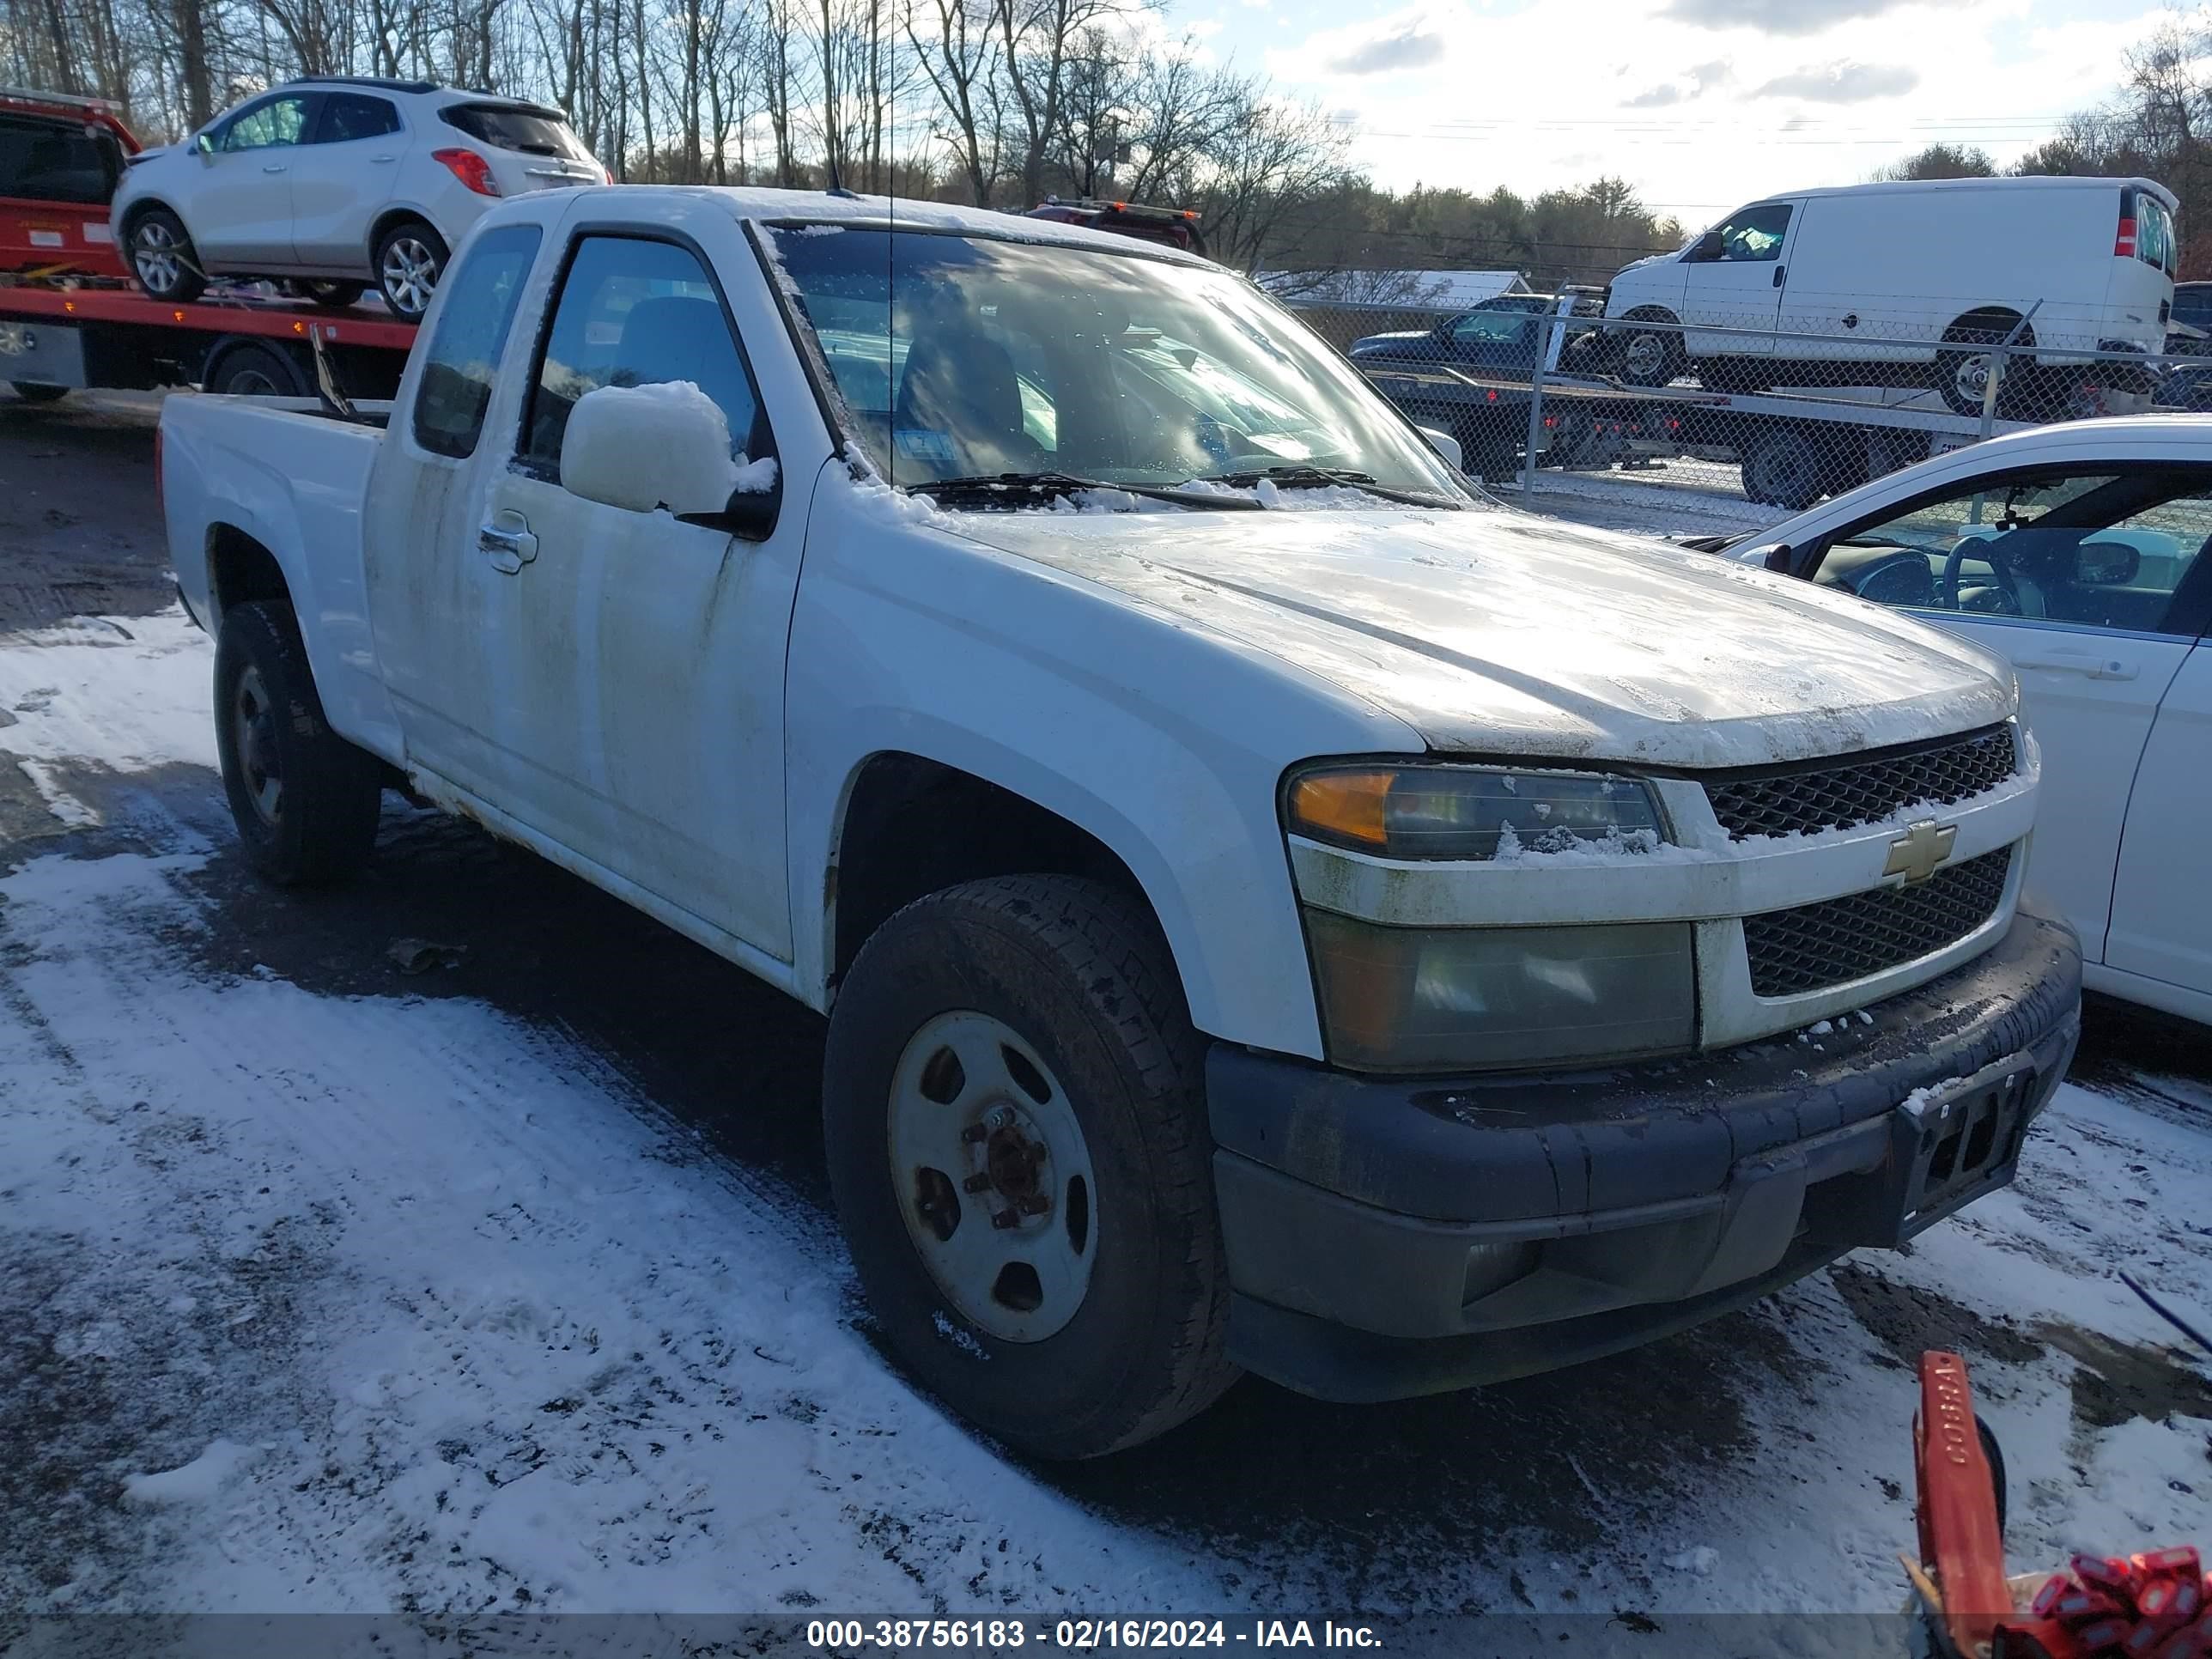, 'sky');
1164,0,2171,224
